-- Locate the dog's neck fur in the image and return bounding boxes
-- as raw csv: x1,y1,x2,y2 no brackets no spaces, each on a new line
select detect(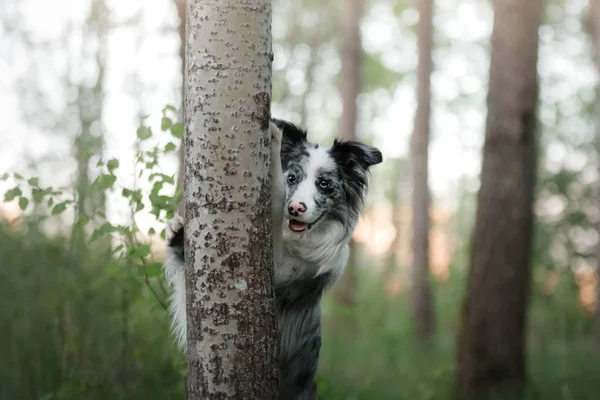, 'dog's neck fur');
277,219,352,286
